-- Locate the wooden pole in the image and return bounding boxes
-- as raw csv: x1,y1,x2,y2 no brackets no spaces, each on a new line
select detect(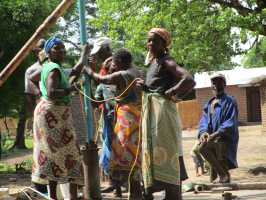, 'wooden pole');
0,0,75,87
